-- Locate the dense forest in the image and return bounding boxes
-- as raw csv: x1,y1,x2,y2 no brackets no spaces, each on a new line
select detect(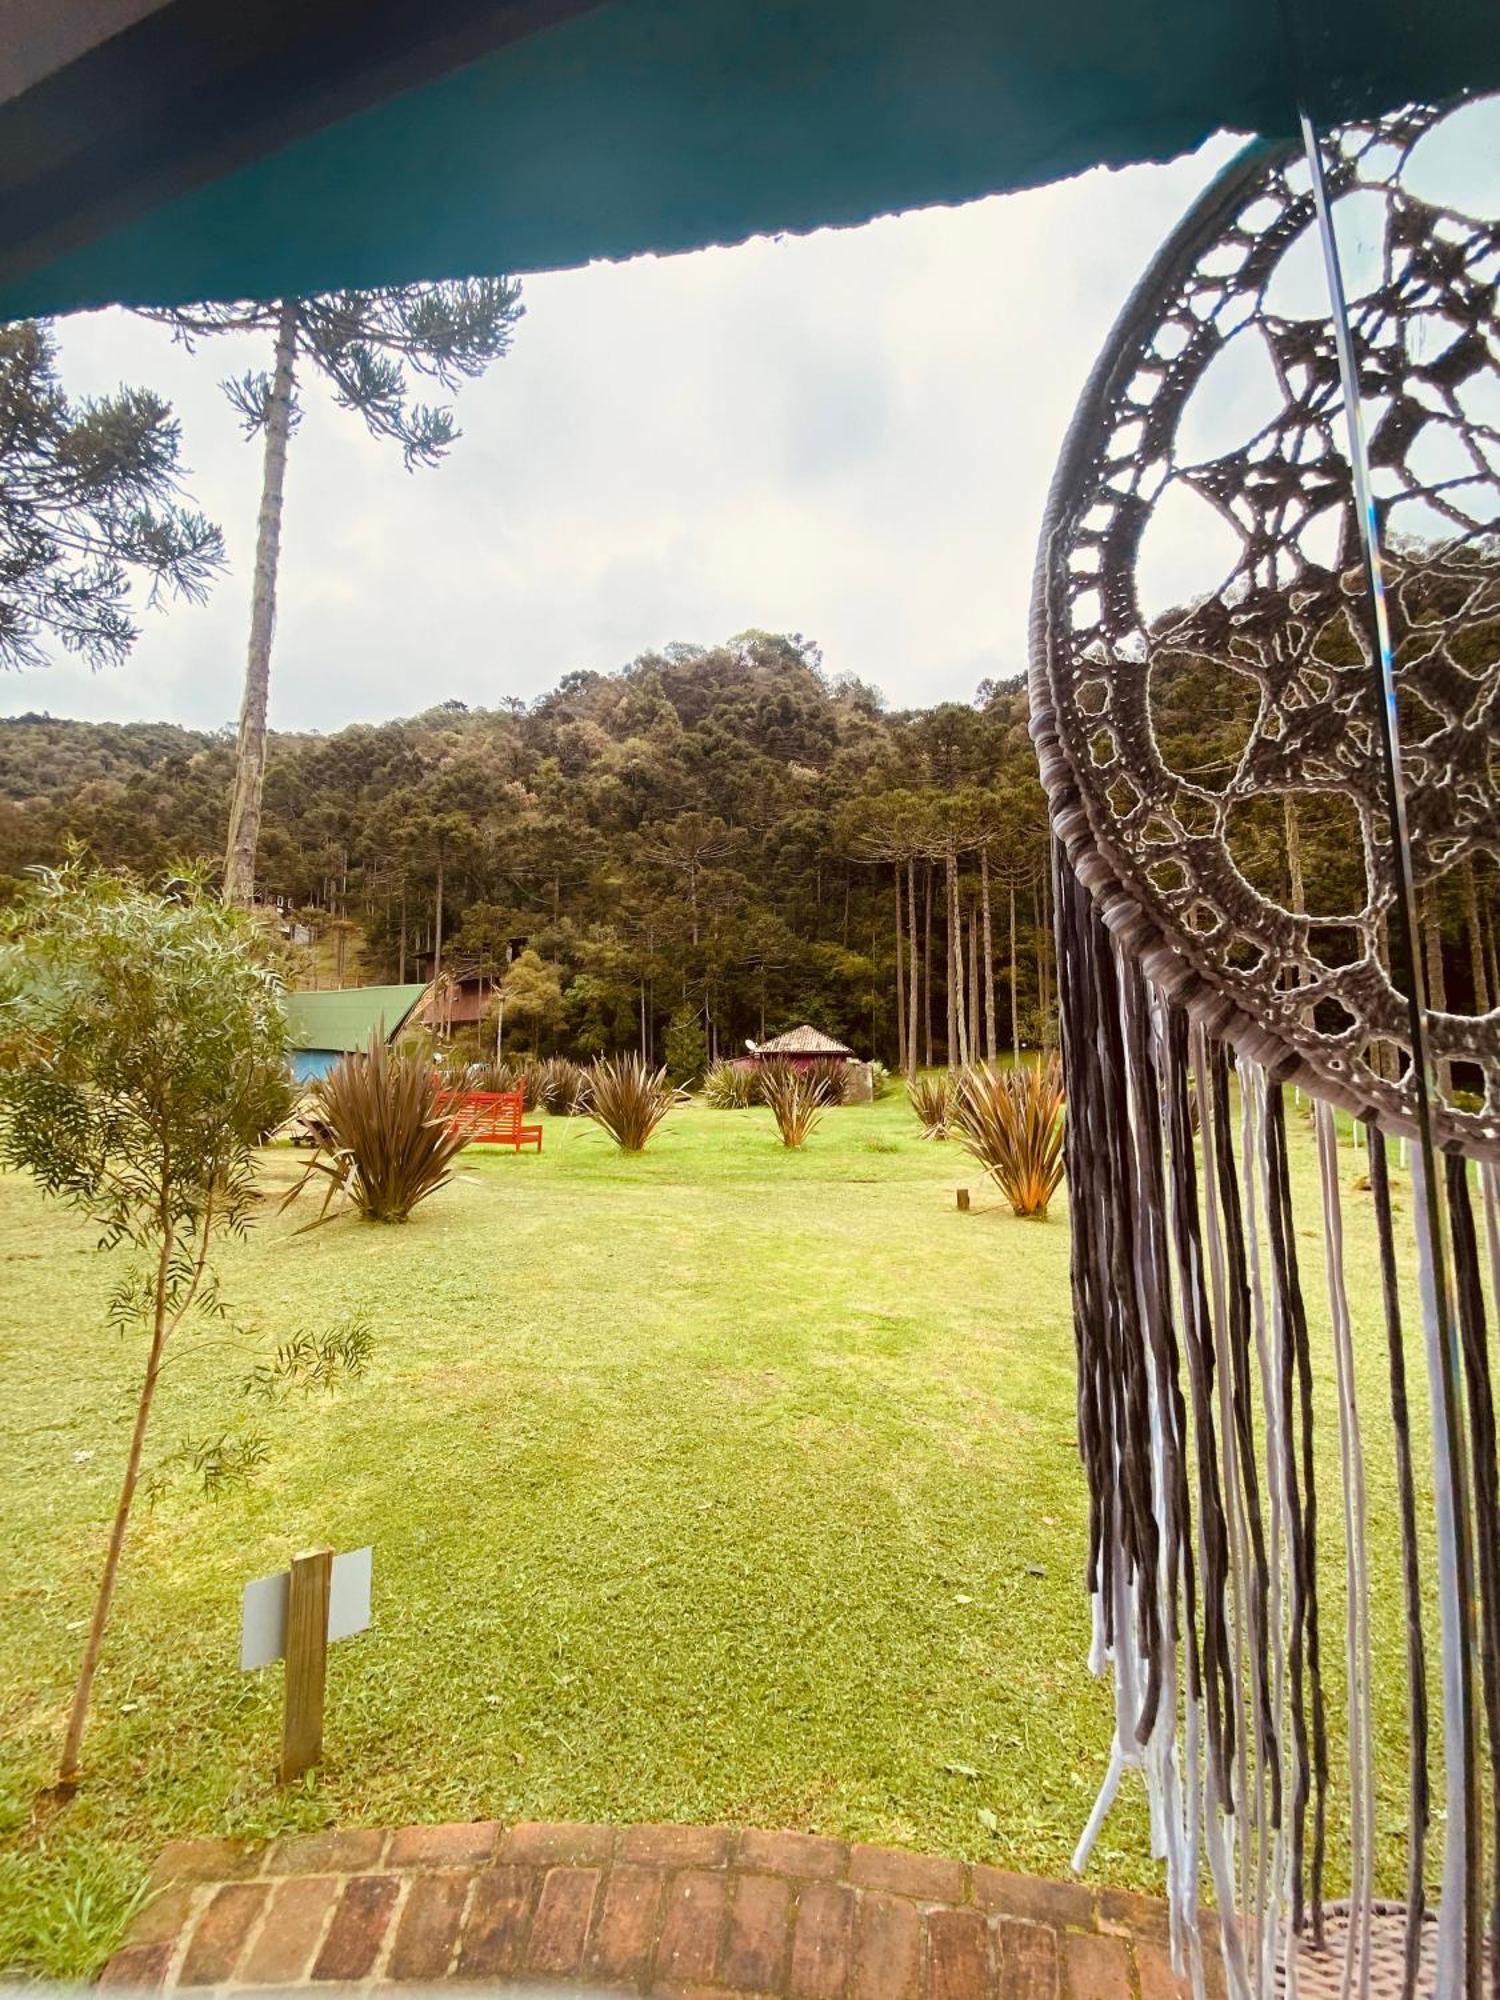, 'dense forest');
0,628,1492,1074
